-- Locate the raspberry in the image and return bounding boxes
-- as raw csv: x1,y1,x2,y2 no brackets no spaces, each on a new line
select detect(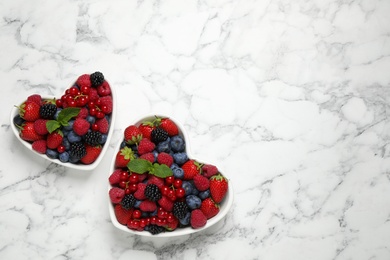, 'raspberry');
193,174,210,191
140,152,155,163
33,119,49,135
96,117,109,134
139,200,157,212
190,209,207,229
114,204,133,225
73,118,90,136
76,74,92,89
158,196,174,212
109,169,122,185
151,128,168,143
157,152,173,167
202,164,219,178
144,184,162,202
137,138,155,155
173,201,189,220
134,183,147,200
109,187,125,204
121,194,136,210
